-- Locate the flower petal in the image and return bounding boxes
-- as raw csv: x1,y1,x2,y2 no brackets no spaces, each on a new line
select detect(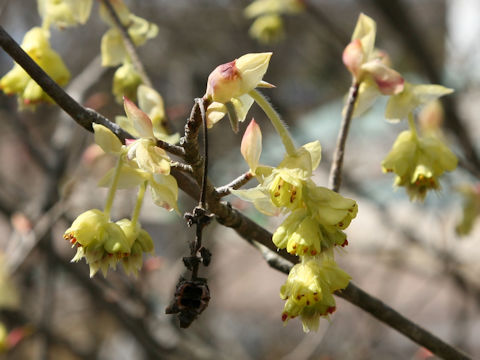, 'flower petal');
93,124,123,155
124,97,154,138
351,13,376,57
361,61,404,95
